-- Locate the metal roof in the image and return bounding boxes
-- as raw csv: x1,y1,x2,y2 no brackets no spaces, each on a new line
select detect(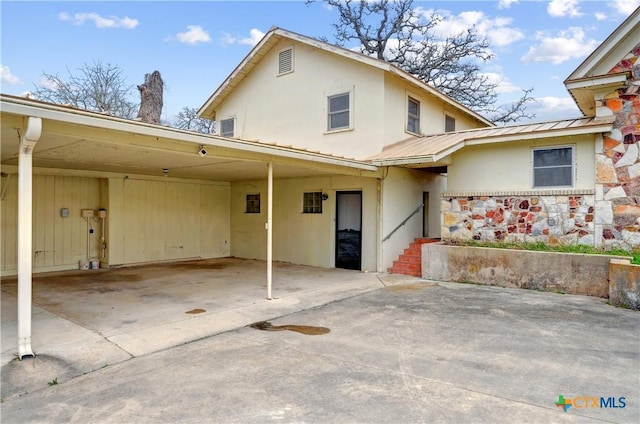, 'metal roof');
367,116,615,166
